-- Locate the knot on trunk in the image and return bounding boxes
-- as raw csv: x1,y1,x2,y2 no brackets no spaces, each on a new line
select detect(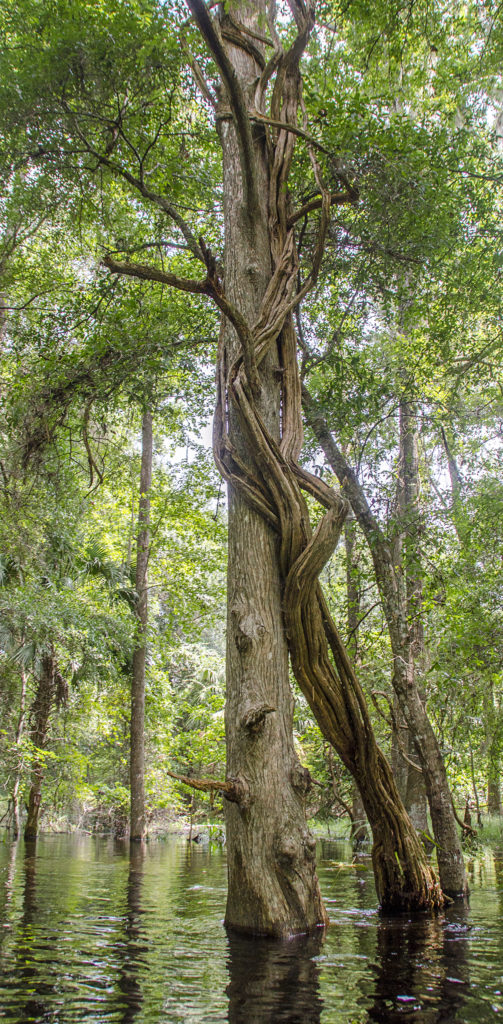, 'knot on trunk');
303,830,317,861
224,773,251,807
240,703,276,734
276,833,299,864
232,609,267,653
291,763,312,795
